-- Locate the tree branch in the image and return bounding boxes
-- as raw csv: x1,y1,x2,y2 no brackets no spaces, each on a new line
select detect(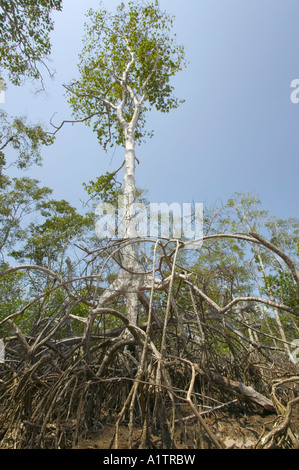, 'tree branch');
250,232,299,289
